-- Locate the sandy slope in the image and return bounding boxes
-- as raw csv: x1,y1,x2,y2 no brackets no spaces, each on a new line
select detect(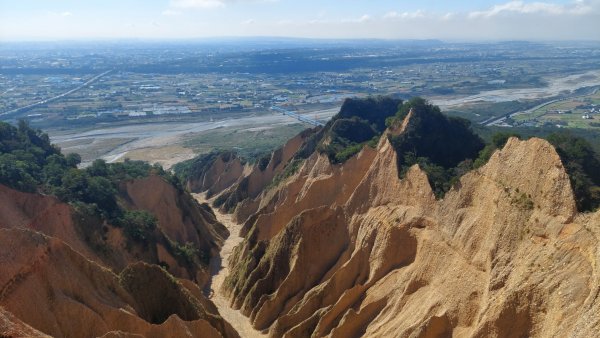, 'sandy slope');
191,114,600,337
0,177,238,337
